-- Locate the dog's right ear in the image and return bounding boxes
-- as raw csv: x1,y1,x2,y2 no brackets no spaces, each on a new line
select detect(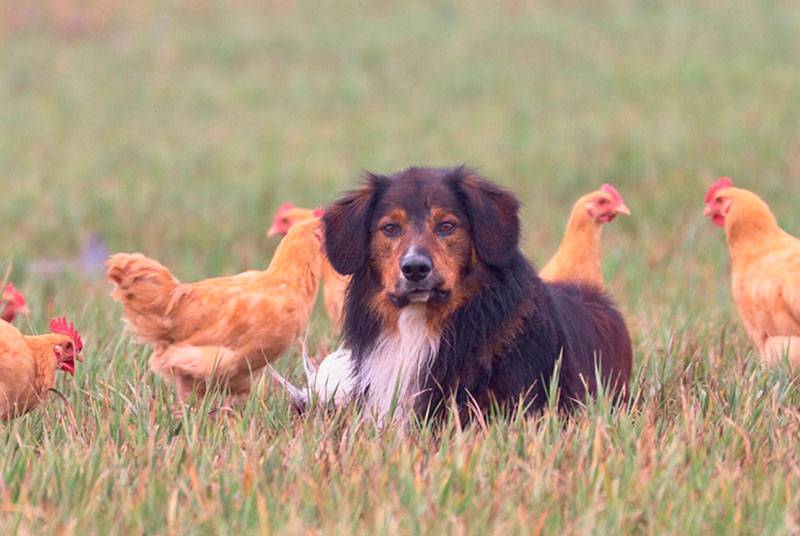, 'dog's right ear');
323,173,389,275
